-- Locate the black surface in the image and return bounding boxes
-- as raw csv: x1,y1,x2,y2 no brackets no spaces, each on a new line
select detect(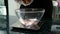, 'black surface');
11,27,40,33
